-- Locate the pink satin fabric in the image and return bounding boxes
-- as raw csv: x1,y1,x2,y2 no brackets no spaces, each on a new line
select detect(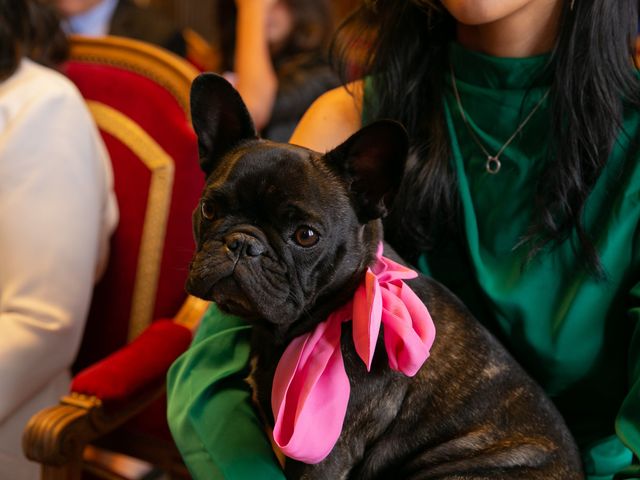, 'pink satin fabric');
271,244,436,463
